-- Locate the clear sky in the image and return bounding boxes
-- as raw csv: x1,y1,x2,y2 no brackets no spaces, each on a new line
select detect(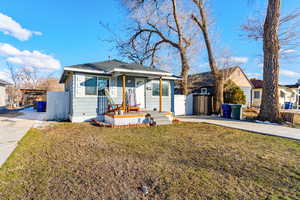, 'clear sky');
0,0,299,84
